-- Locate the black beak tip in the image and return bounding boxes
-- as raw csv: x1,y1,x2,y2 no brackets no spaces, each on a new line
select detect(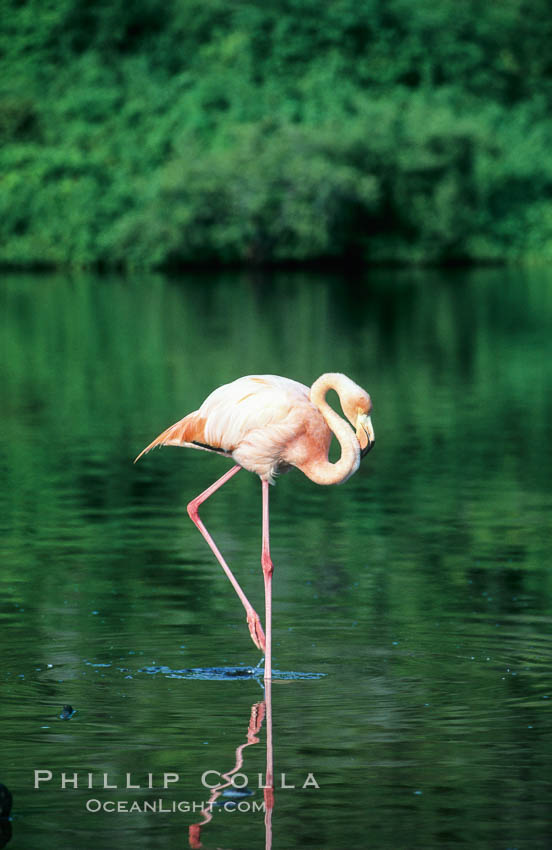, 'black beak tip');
361,439,374,459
